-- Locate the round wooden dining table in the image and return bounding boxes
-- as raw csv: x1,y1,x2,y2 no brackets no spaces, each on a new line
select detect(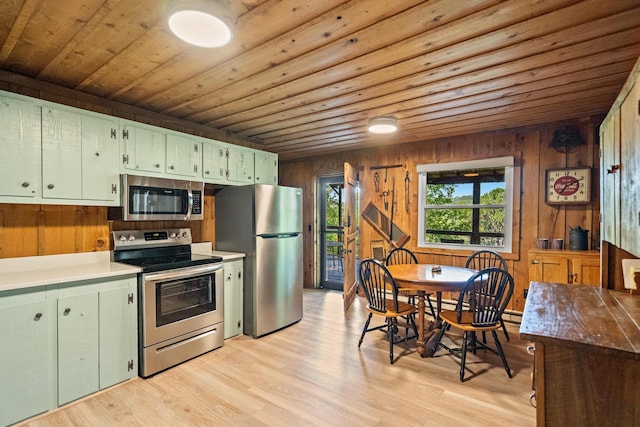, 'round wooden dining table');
385,264,476,357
